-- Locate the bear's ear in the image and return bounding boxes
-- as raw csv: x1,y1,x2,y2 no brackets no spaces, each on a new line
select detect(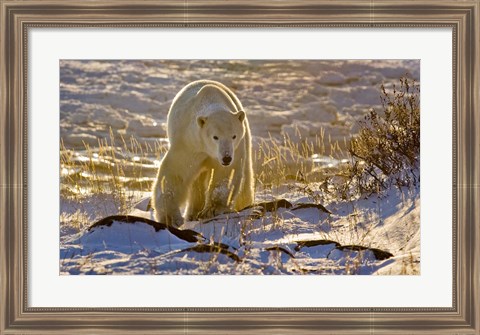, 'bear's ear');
237,110,246,122
197,116,207,128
